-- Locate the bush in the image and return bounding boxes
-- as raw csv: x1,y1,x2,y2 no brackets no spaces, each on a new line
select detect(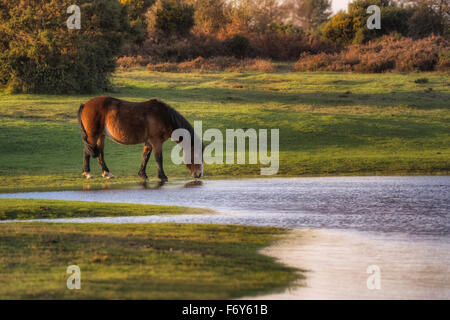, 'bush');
117,56,152,70
146,56,276,73
295,35,449,73
147,0,195,38
224,34,252,58
436,51,450,72
321,0,446,45
123,31,337,63
132,33,226,63
414,78,429,84
249,32,339,60
0,0,130,93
